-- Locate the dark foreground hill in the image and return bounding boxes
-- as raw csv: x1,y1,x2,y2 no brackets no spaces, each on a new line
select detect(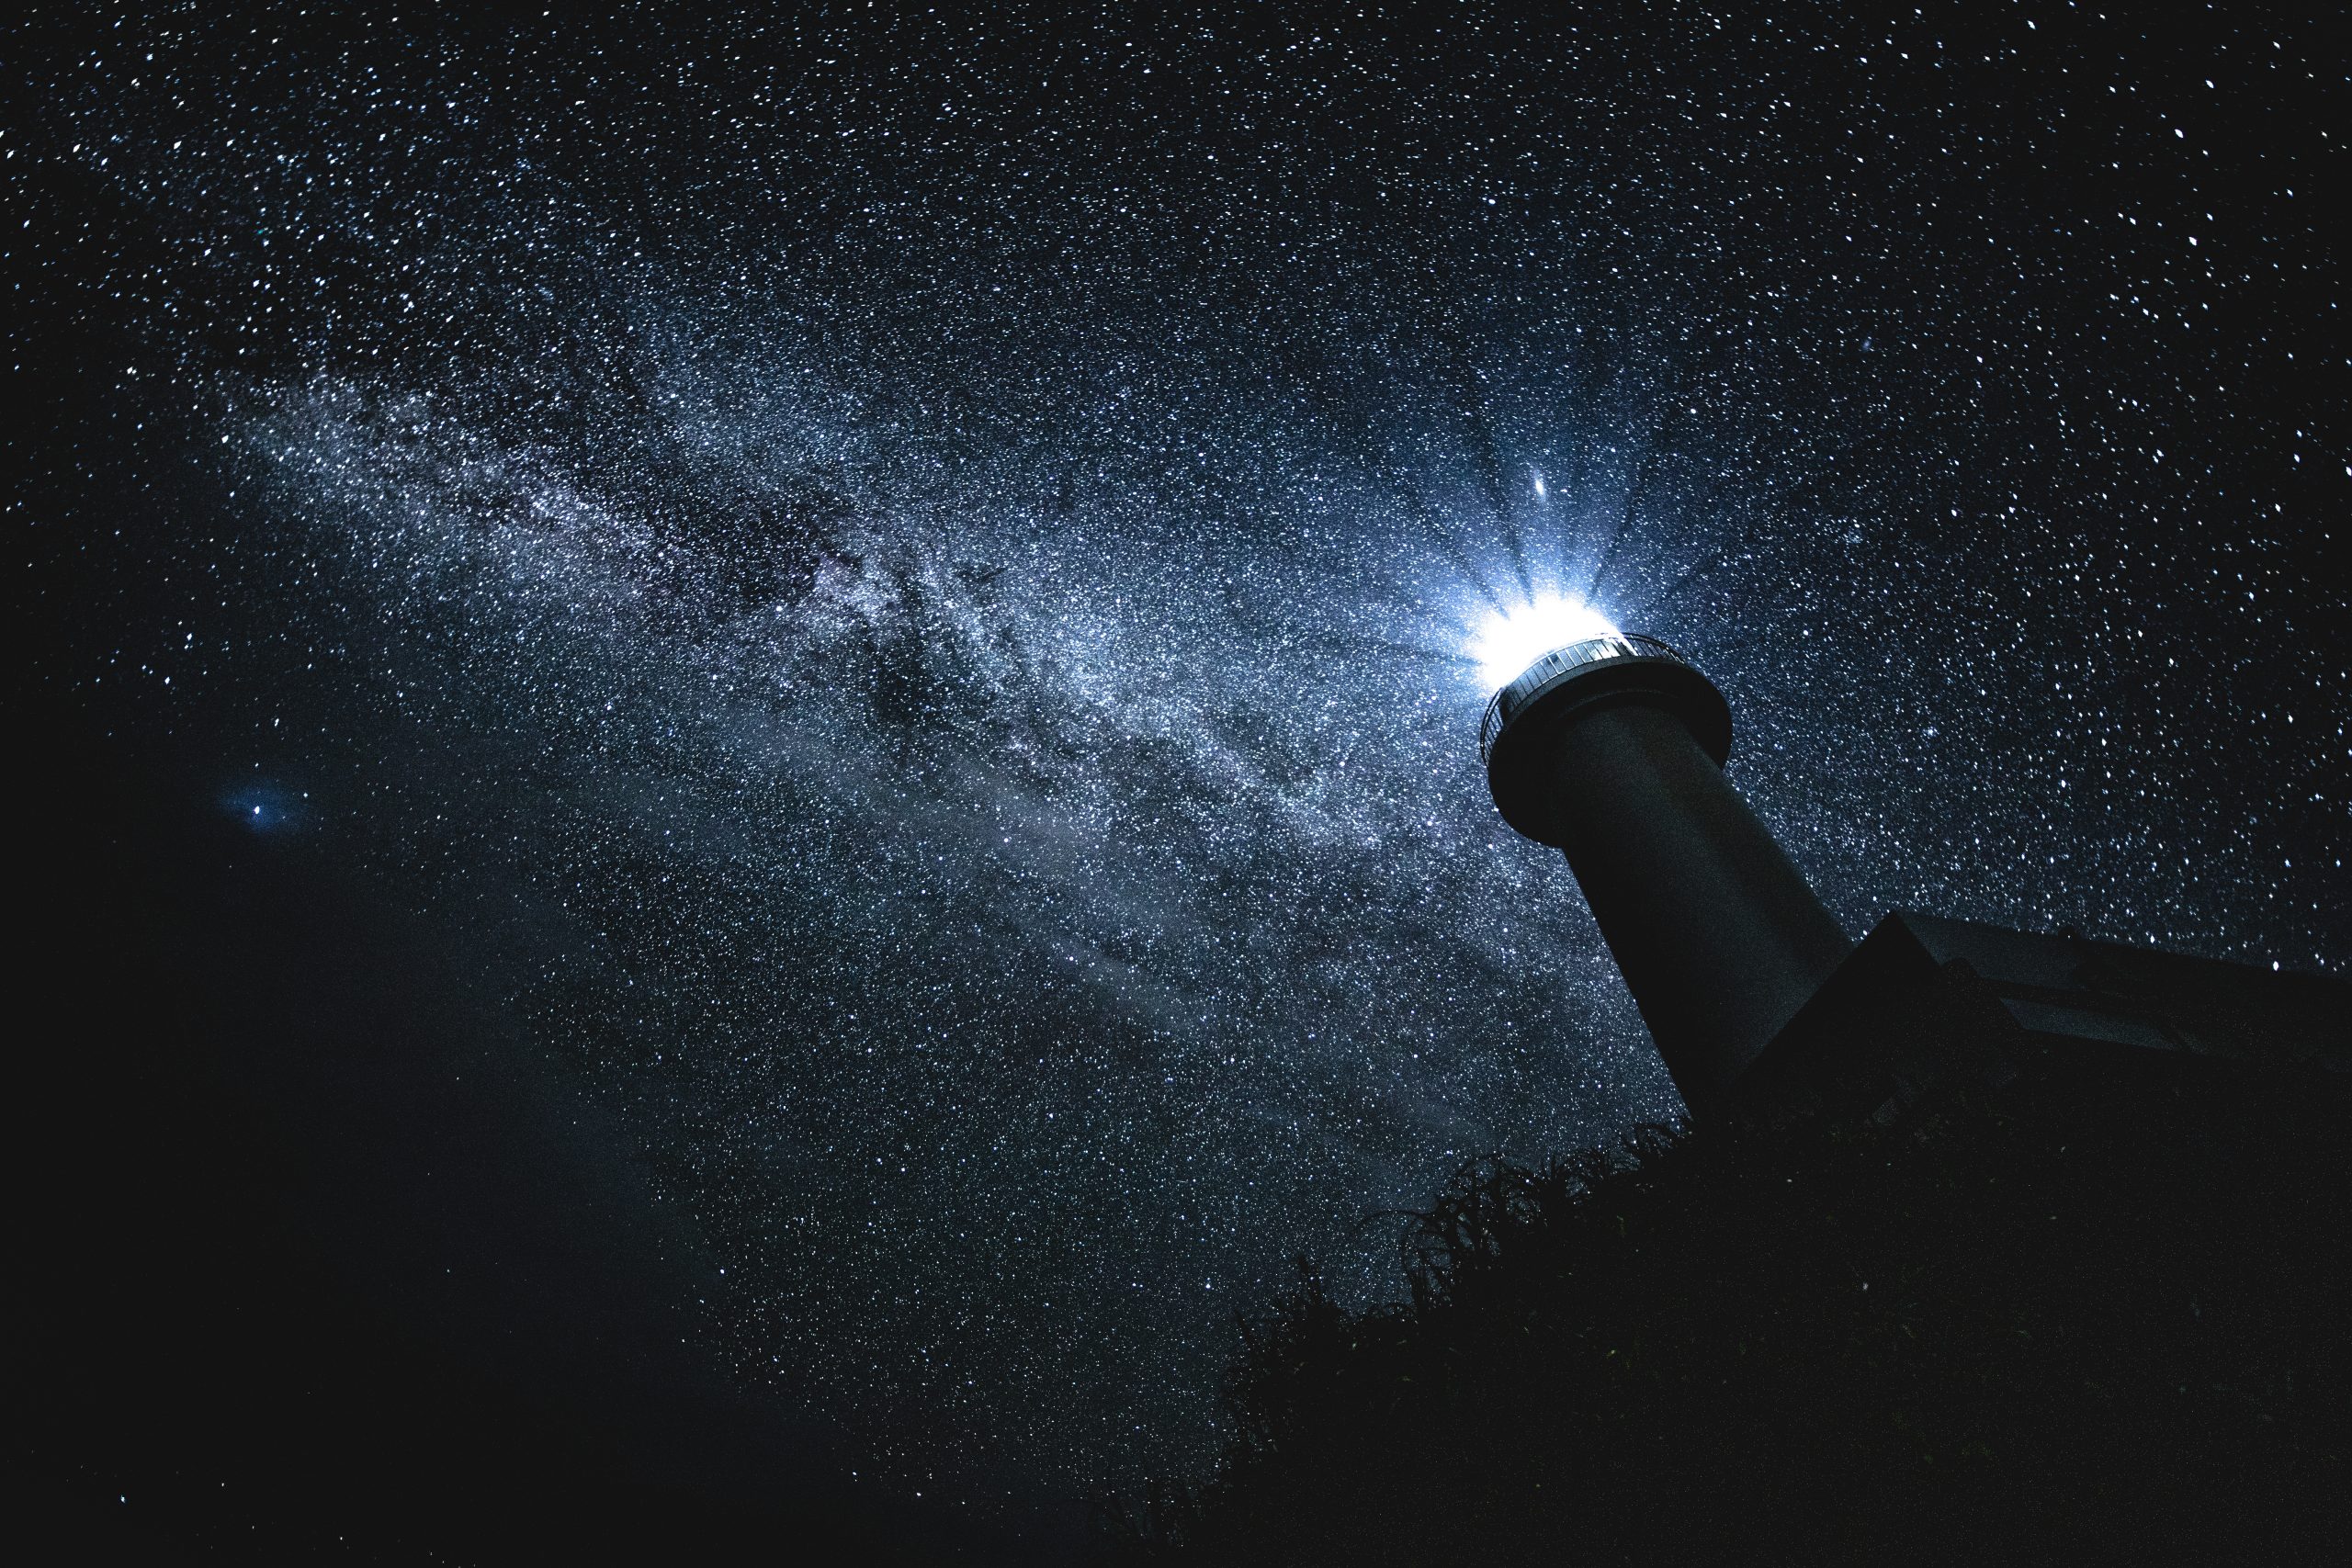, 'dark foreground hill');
1112,1053,2350,1565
